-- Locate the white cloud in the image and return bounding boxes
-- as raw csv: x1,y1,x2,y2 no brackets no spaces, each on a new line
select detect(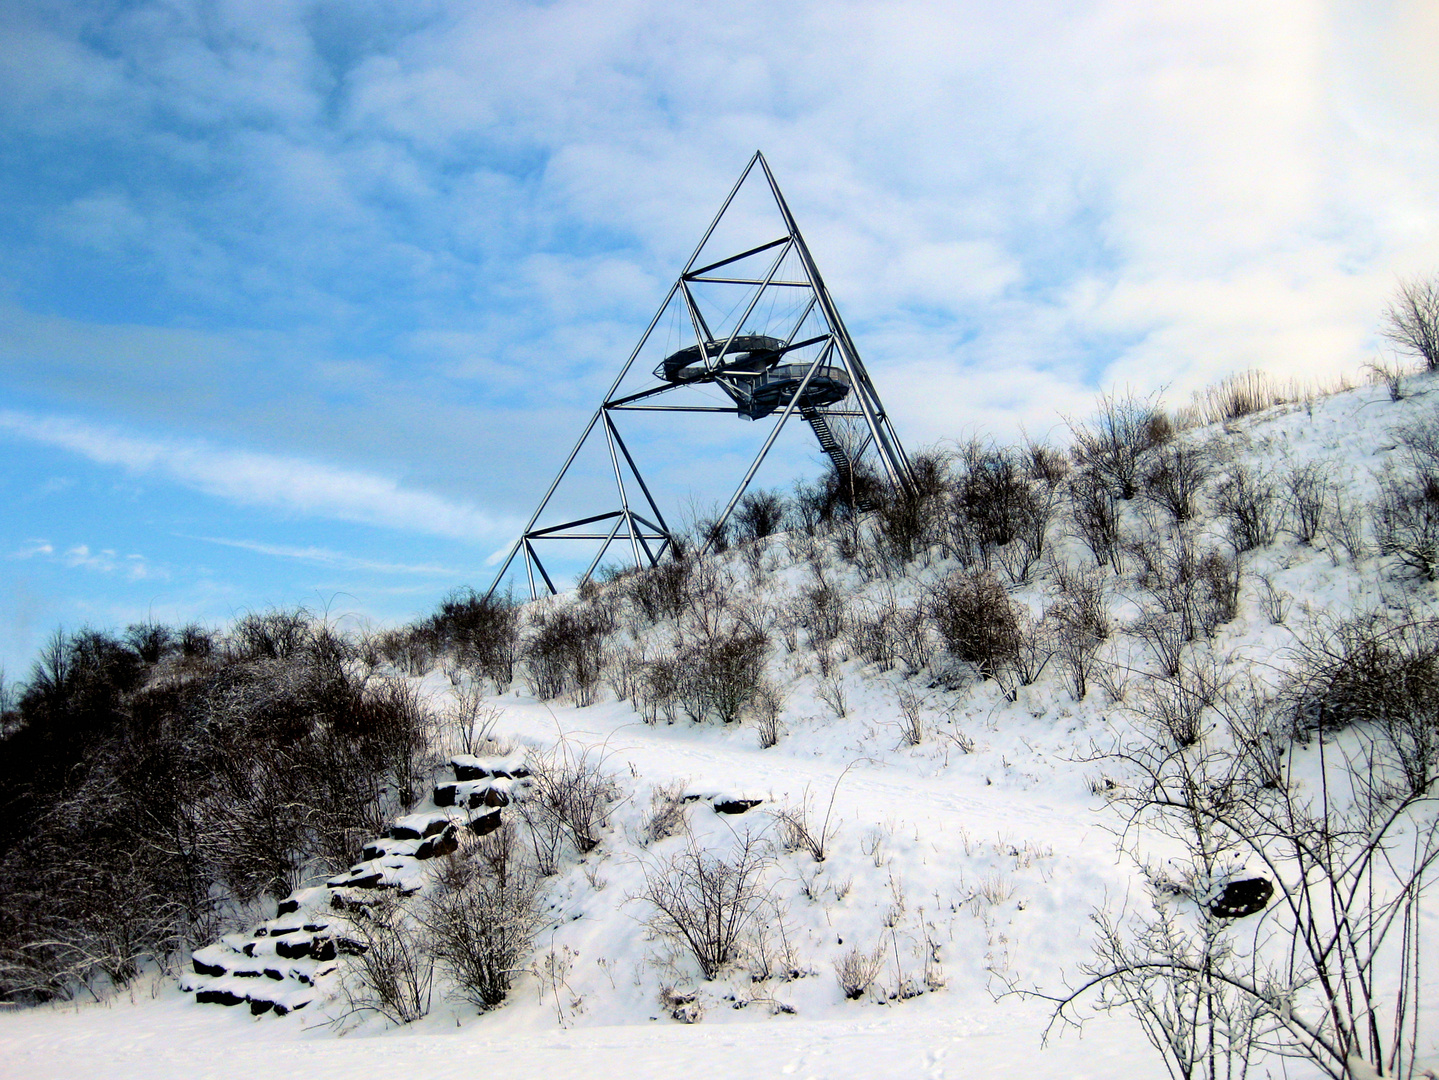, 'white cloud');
0,410,515,543
61,544,157,581
11,540,54,560
196,536,459,577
